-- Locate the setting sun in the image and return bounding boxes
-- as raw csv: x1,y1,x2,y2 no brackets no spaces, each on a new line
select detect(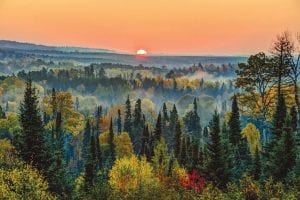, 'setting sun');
136,49,147,56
